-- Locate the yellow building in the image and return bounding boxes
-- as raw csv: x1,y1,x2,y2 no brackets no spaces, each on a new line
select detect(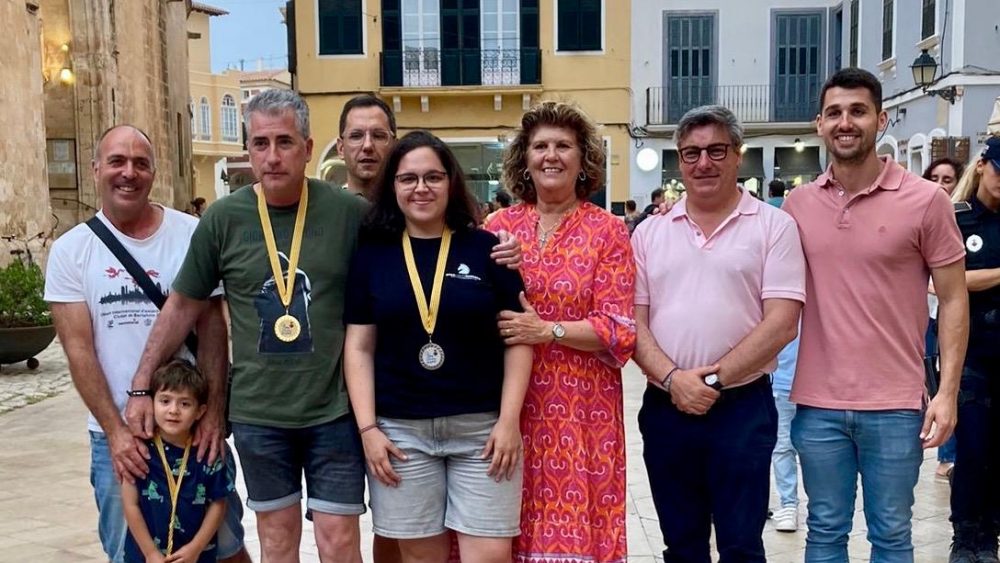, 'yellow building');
188,3,245,207
291,0,631,207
